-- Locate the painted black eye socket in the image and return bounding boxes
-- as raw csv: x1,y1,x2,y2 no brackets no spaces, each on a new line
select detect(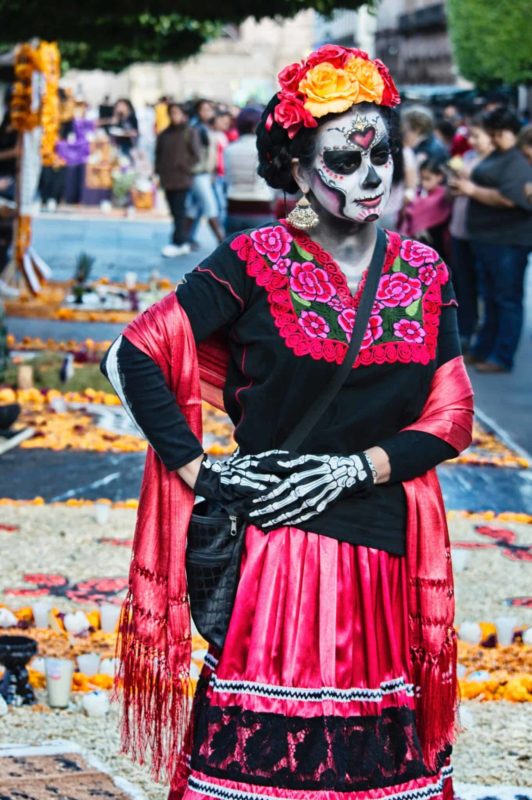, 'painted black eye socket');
323,150,362,175
371,144,391,166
